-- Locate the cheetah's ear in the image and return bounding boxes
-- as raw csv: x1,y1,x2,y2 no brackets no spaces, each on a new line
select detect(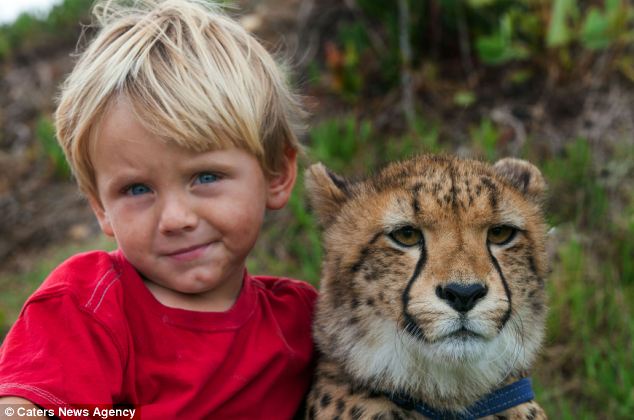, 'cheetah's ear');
305,163,351,227
493,158,547,203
